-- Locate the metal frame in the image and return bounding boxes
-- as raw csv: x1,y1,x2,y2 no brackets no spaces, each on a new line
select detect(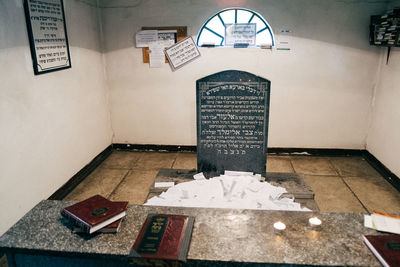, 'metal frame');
196,7,275,47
